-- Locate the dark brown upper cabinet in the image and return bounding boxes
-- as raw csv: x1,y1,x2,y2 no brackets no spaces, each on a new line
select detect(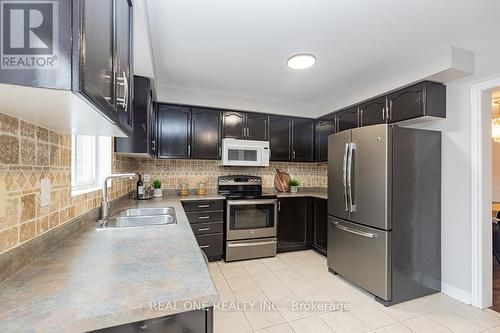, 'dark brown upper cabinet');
115,76,156,157
292,118,315,162
388,81,446,123
222,111,246,139
222,111,269,141
315,117,336,162
114,0,134,134
269,116,293,161
246,113,269,141
0,0,134,137
191,108,221,159
157,104,191,159
360,96,387,127
335,106,359,132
